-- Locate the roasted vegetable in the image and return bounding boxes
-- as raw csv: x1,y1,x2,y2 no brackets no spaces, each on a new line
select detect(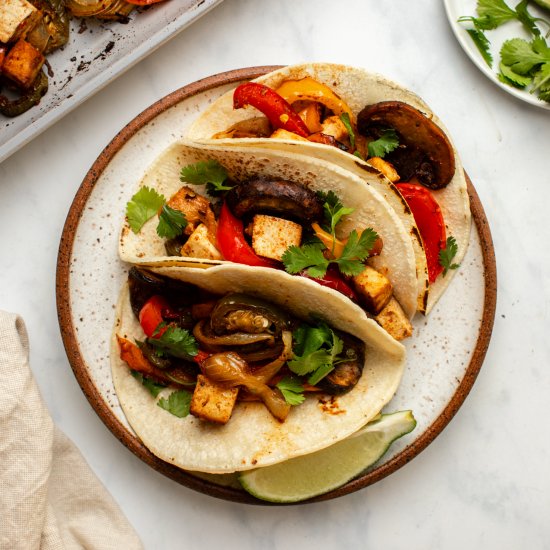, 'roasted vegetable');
225,177,324,224
357,101,455,190
0,69,47,116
